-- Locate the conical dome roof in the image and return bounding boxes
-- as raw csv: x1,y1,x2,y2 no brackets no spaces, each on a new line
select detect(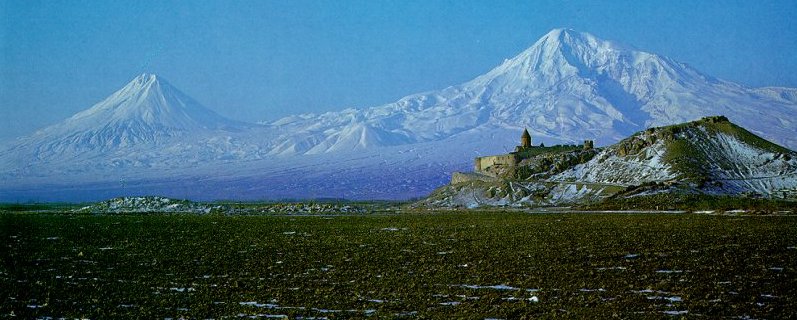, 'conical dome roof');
521,128,531,147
